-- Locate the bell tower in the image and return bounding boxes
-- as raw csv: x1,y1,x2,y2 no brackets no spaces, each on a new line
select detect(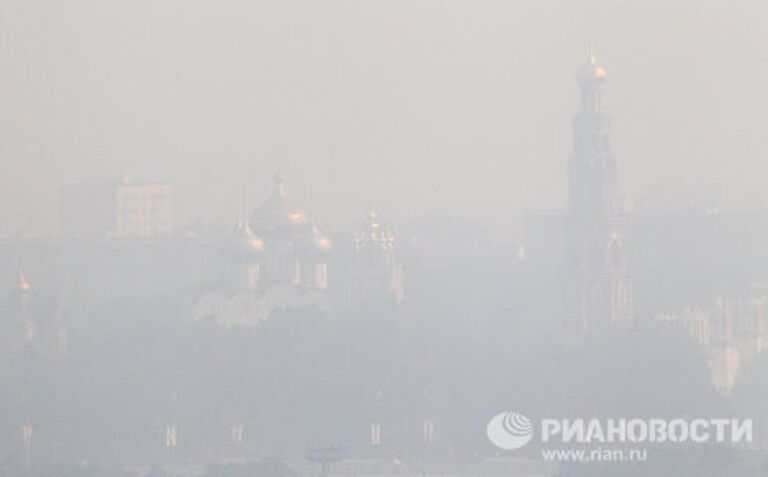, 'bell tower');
565,47,633,331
